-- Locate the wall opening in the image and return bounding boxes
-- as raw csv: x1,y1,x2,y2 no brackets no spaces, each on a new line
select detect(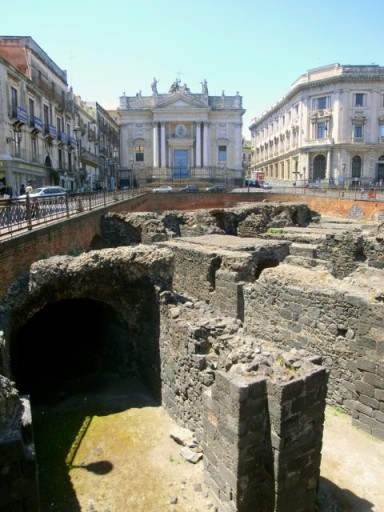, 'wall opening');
10,294,161,405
